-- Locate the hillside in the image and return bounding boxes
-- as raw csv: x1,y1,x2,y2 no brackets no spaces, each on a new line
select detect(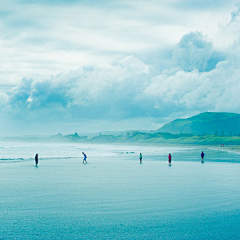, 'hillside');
3,112,240,145
3,131,240,145
157,112,240,135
